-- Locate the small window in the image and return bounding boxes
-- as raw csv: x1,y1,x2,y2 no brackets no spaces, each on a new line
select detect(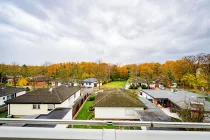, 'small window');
3,97,5,100
74,93,76,98
89,83,91,85
33,104,36,109
33,104,40,109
